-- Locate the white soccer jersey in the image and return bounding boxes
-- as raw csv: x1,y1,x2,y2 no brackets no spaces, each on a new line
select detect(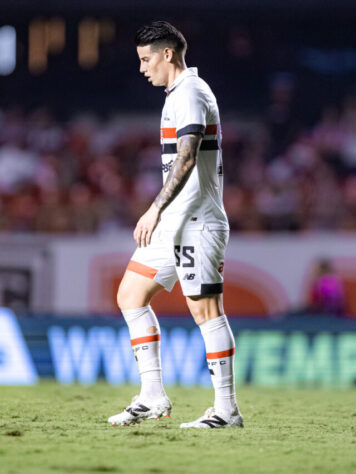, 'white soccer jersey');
159,67,229,232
